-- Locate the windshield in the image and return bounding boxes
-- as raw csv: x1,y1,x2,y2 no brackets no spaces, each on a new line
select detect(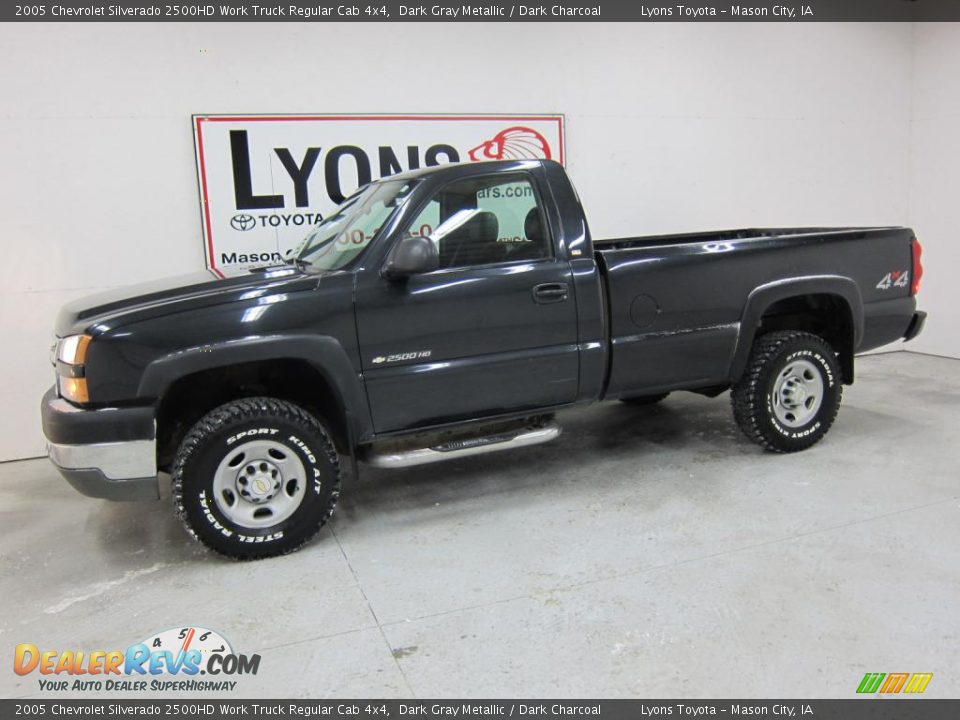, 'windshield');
292,179,417,271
